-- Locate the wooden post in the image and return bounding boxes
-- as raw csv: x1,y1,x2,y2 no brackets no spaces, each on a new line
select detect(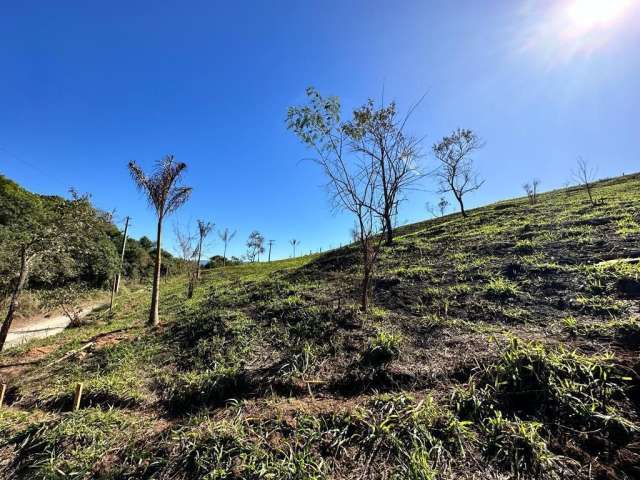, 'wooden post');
0,383,6,407
73,382,84,411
